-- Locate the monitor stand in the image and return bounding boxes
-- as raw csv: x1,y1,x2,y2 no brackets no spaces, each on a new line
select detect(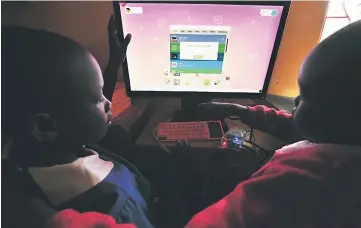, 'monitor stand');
171,95,212,122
